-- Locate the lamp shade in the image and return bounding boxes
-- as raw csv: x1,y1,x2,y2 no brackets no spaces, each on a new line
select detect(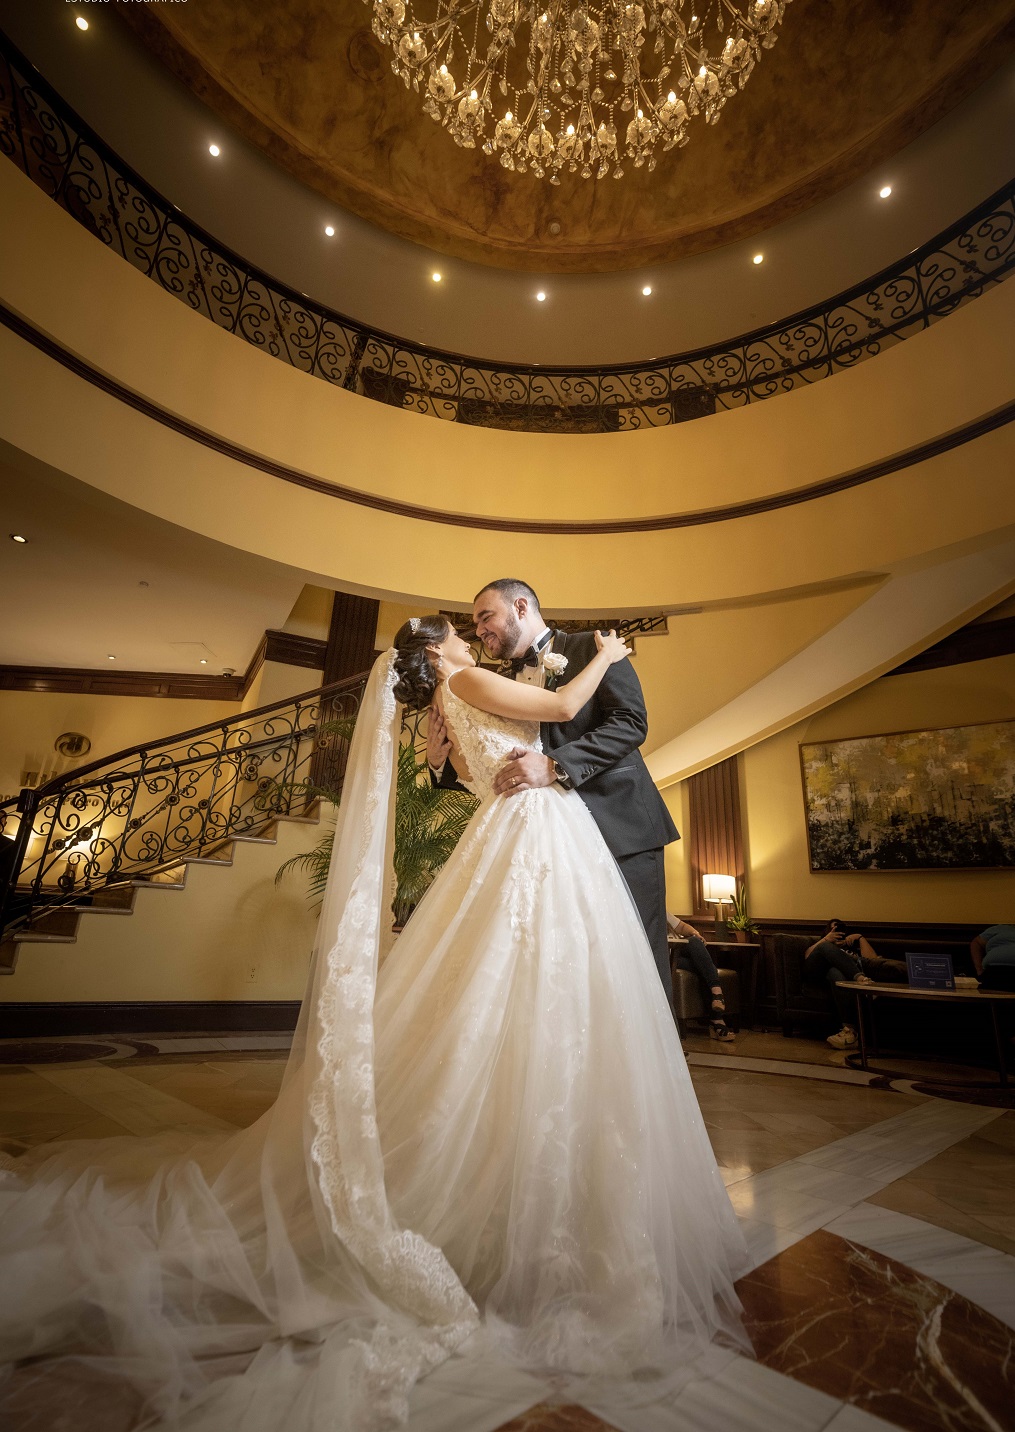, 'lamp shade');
702,873,736,903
